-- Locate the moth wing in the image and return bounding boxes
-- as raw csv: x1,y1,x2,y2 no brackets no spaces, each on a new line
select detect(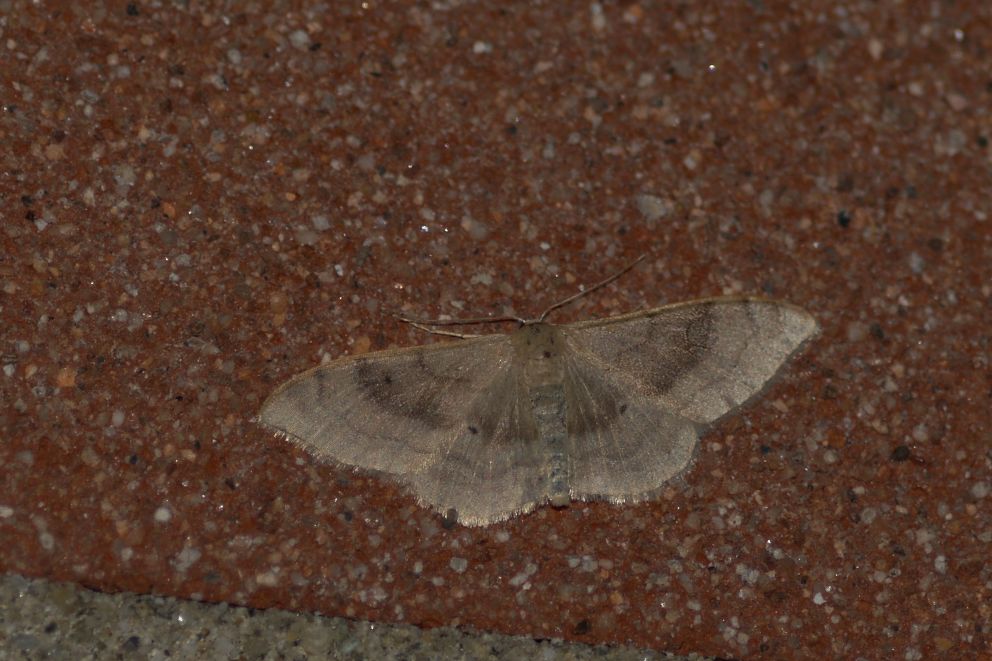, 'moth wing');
258,334,515,475
562,354,698,499
562,298,818,425
403,363,548,526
